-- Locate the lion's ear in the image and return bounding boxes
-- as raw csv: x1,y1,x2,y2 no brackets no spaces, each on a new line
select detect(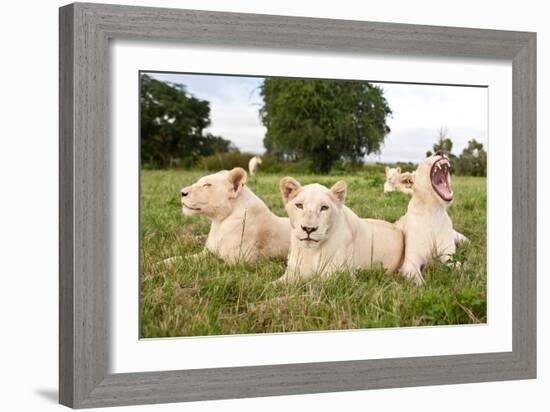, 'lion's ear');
329,180,347,205
280,177,302,204
385,166,389,175
228,167,247,197
396,167,401,174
